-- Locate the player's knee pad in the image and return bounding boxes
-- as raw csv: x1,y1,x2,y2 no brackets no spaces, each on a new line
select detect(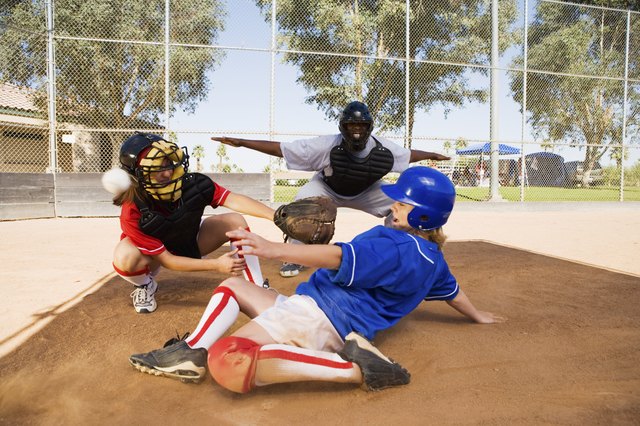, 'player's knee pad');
208,336,260,393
